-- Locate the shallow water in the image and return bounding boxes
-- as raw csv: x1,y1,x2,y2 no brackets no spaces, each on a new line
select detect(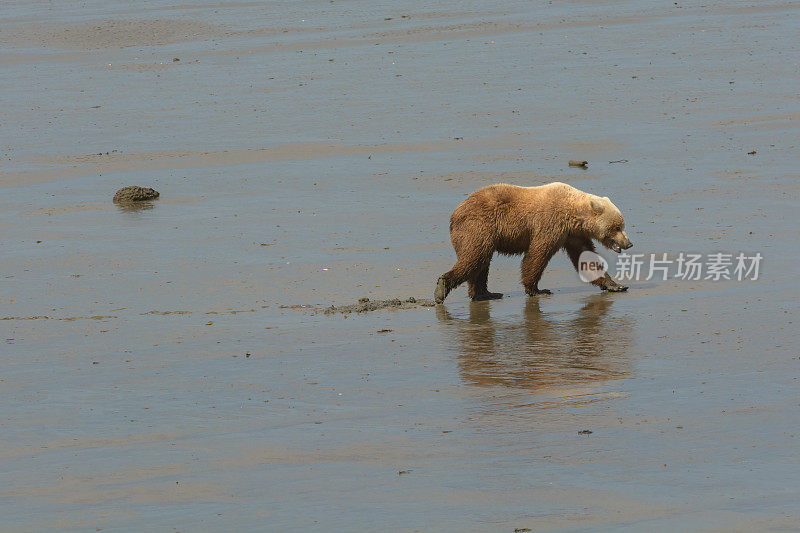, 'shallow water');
2,1,799,530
